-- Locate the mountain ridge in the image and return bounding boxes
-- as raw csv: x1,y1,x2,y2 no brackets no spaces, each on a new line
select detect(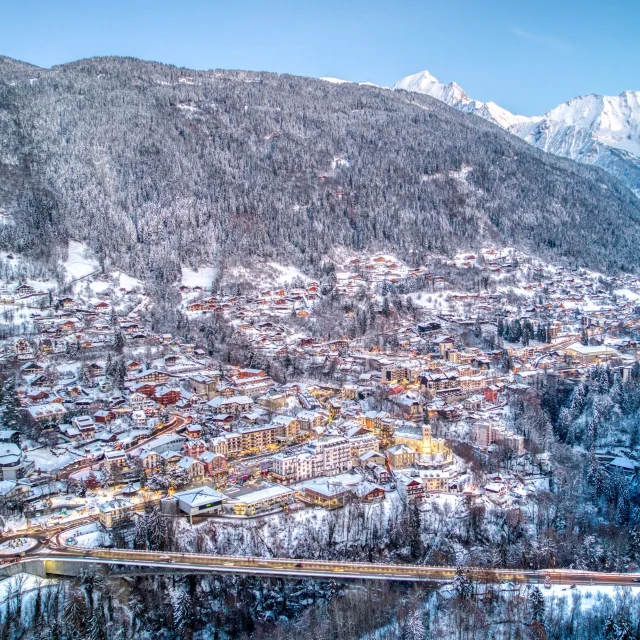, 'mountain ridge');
1,55,640,288
394,70,640,196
